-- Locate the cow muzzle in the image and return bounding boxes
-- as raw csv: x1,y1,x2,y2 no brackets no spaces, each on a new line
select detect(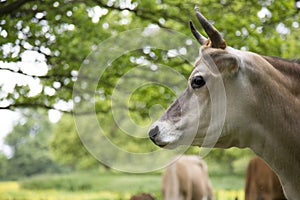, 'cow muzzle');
148,121,181,148
149,125,159,142
148,125,169,148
